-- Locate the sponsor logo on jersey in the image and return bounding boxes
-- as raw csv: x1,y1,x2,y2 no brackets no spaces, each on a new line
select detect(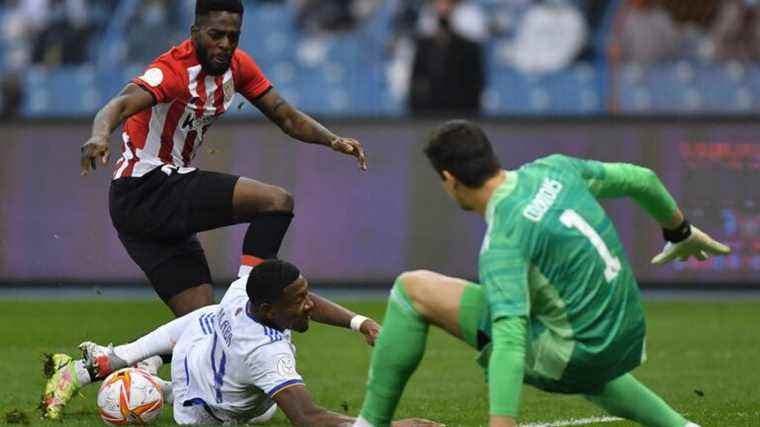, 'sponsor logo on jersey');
523,178,563,222
181,112,217,131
